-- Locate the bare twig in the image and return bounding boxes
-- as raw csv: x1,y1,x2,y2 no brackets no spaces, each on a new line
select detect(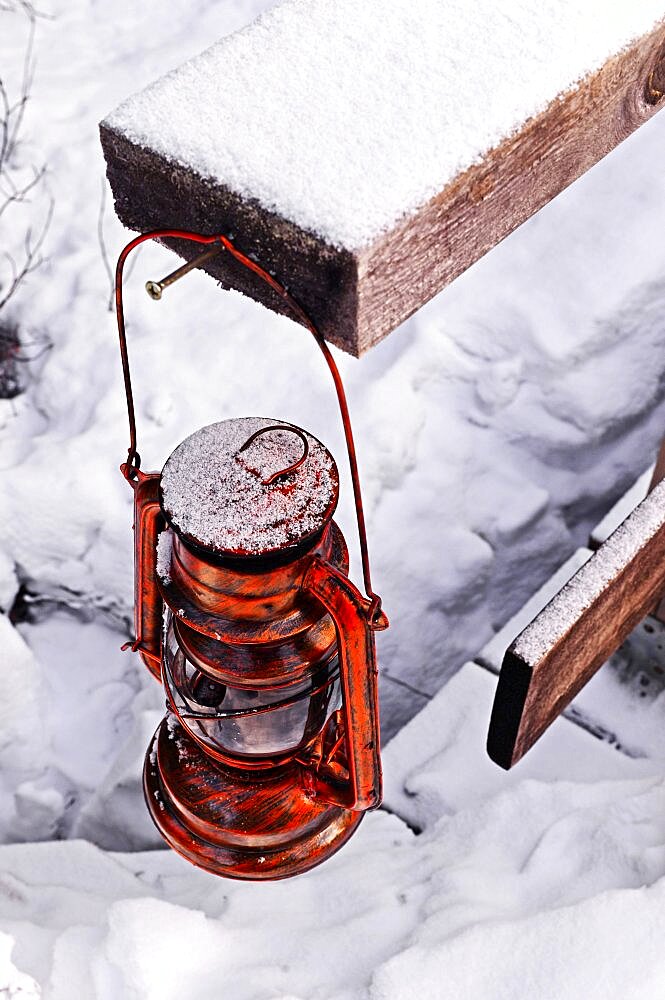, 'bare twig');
0,12,35,172
0,197,53,311
98,177,139,310
0,80,11,171
98,179,115,311
0,1,51,317
0,2,49,20
0,163,44,219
